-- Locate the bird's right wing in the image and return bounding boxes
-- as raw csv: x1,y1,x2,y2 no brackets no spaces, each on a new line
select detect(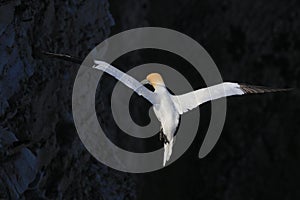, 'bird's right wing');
171,82,291,114
93,60,158,105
